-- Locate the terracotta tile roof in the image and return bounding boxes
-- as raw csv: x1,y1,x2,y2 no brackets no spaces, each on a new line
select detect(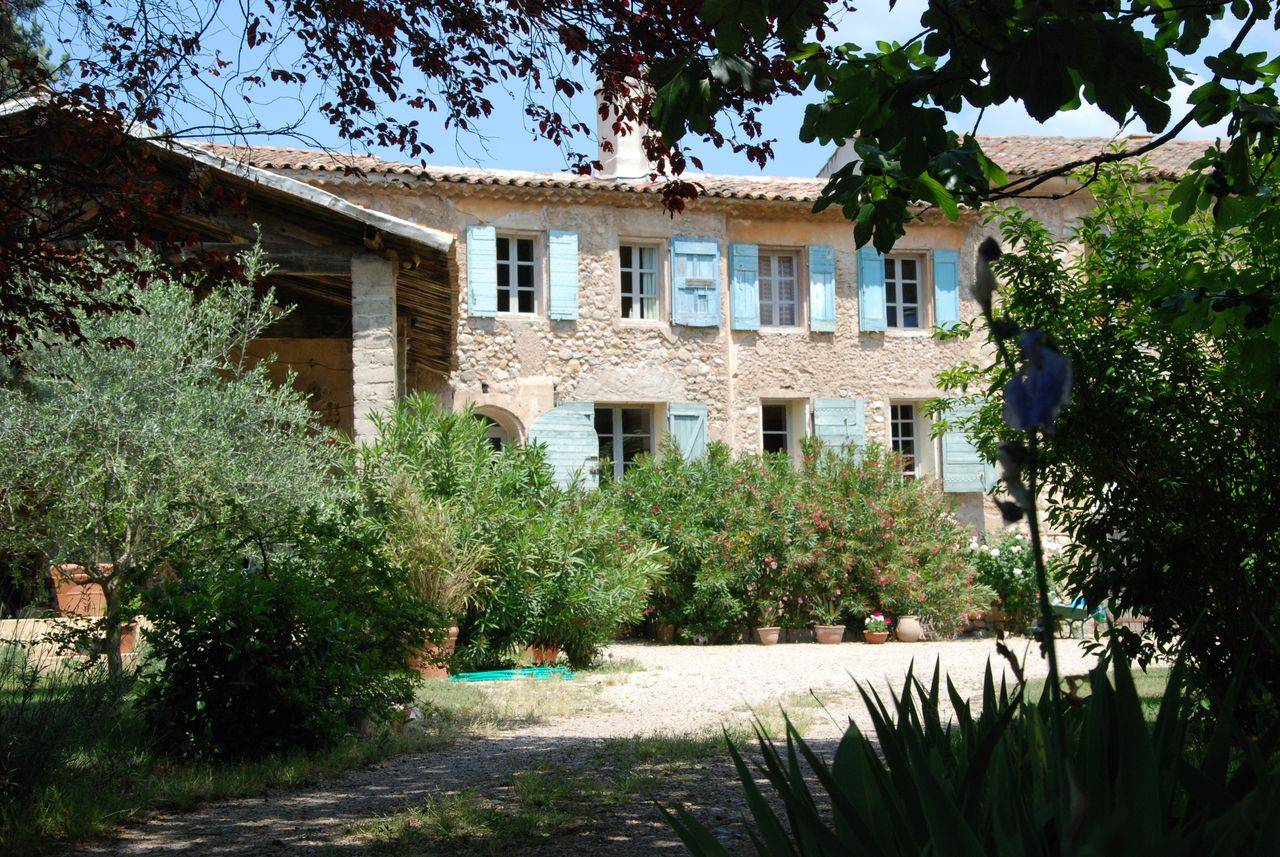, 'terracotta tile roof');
195,135,1210,203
